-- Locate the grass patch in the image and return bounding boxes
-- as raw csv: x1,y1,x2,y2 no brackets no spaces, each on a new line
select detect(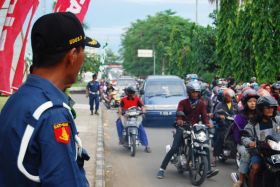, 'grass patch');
72,81,87,87
0,96,9,111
